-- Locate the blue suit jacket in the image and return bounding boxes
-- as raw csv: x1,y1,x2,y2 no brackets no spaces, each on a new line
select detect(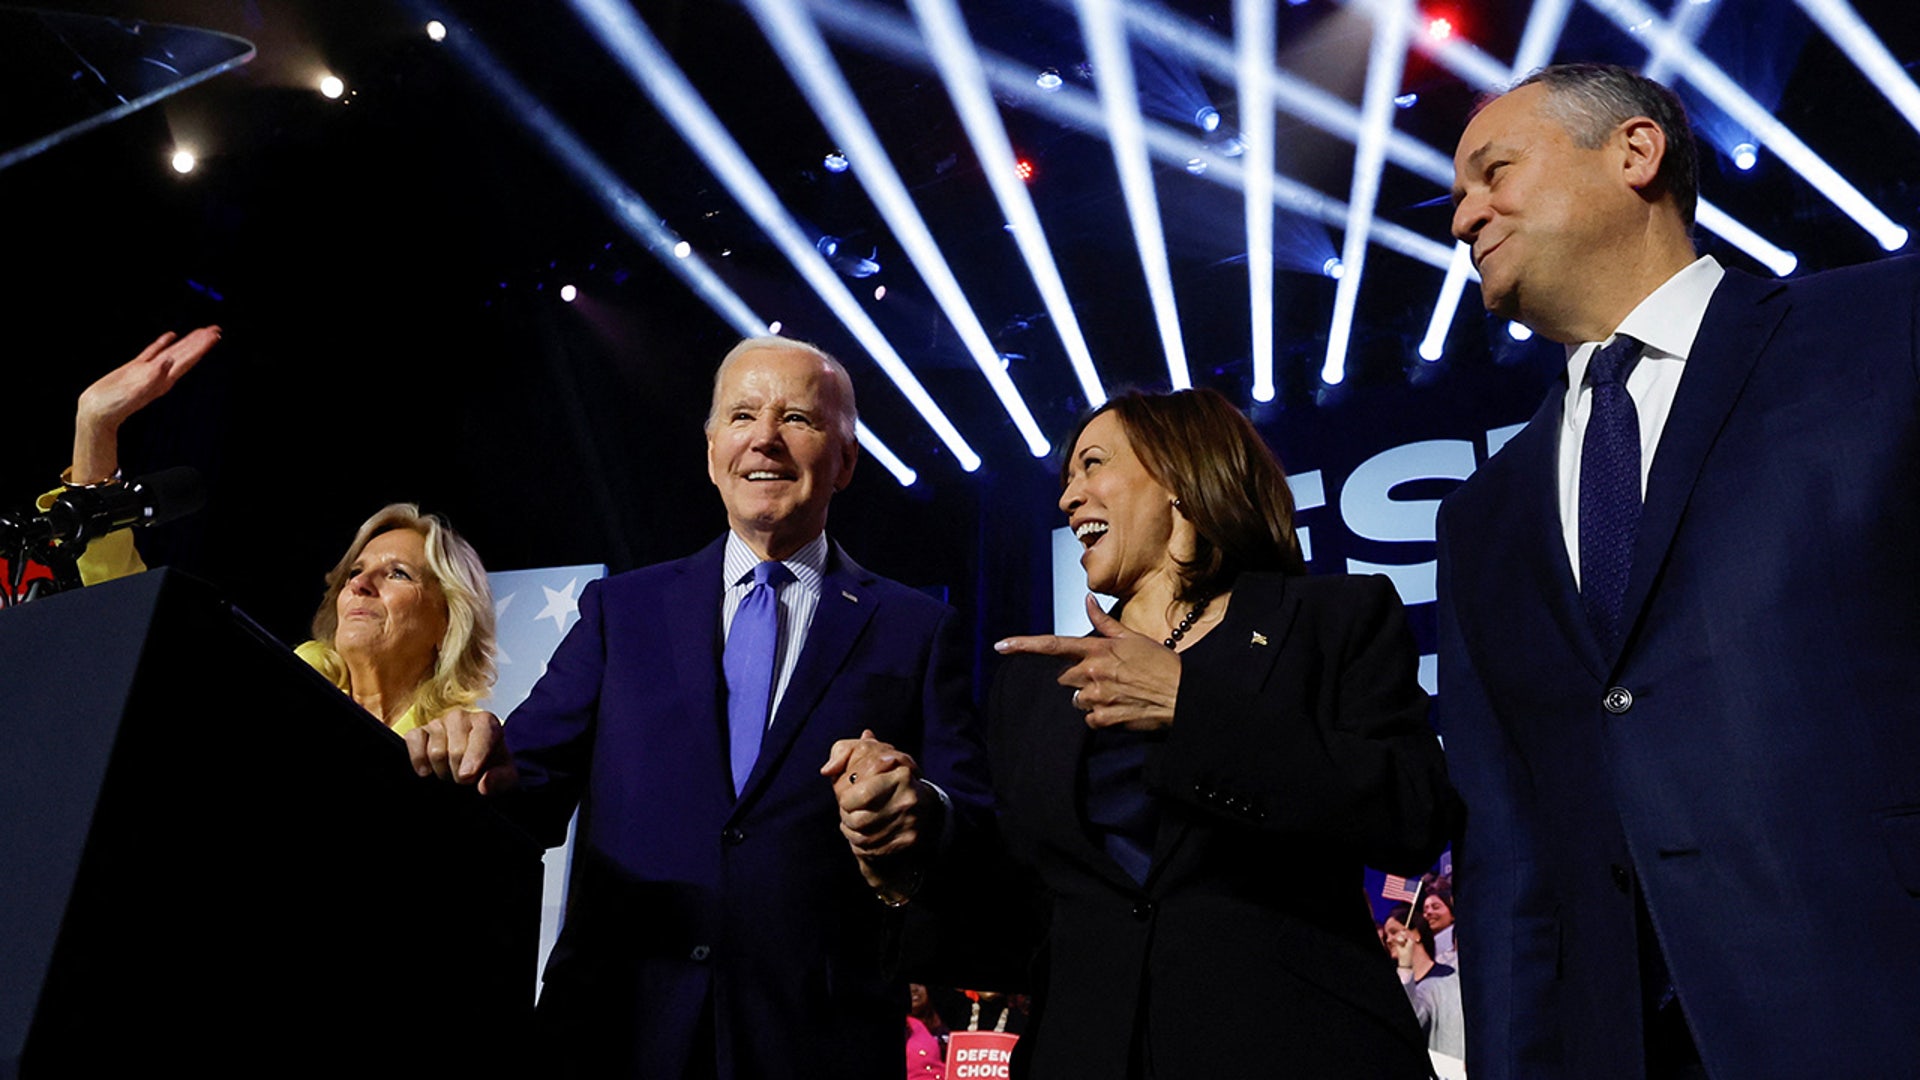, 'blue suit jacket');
1436,258,1920,1078
502,535,991,1079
